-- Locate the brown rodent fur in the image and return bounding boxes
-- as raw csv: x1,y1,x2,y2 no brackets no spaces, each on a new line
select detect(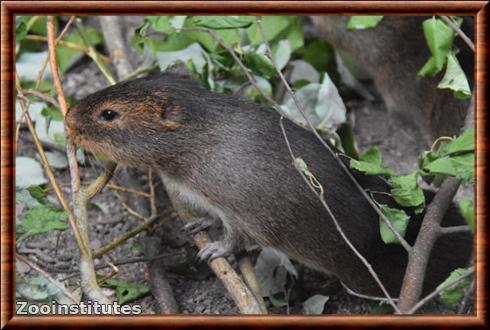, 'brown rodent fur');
66,72,472,297
311,16,473,142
